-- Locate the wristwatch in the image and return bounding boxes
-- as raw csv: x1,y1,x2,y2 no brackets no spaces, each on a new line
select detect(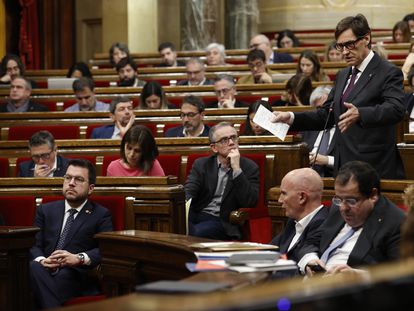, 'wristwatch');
77,253,85,265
